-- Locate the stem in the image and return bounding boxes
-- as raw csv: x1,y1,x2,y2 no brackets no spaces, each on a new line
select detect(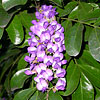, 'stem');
46,87,54,100
61,17,100,29
46,90,49,100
